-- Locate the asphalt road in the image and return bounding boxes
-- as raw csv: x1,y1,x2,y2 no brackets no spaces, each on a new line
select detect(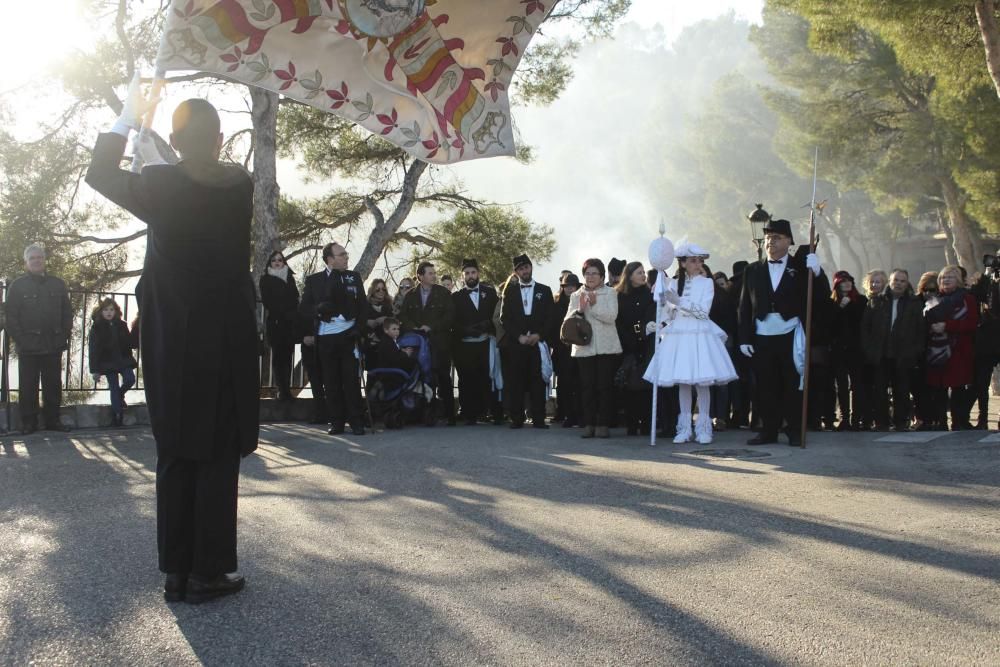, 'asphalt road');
1,423,998,666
